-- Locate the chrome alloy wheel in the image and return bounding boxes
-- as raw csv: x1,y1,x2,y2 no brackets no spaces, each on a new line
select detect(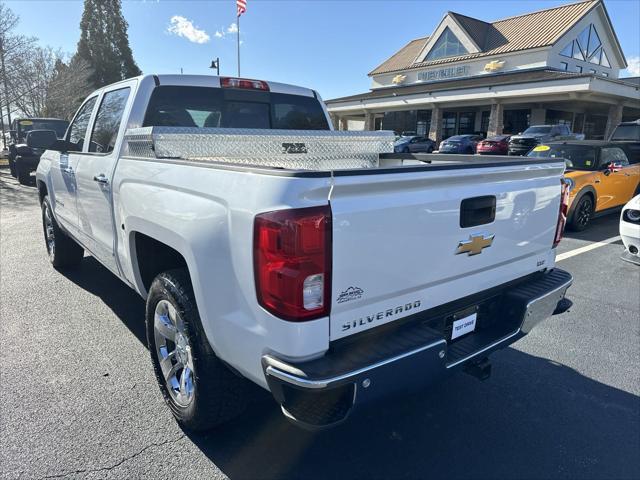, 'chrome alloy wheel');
43,203,55,260
154,299,195,407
